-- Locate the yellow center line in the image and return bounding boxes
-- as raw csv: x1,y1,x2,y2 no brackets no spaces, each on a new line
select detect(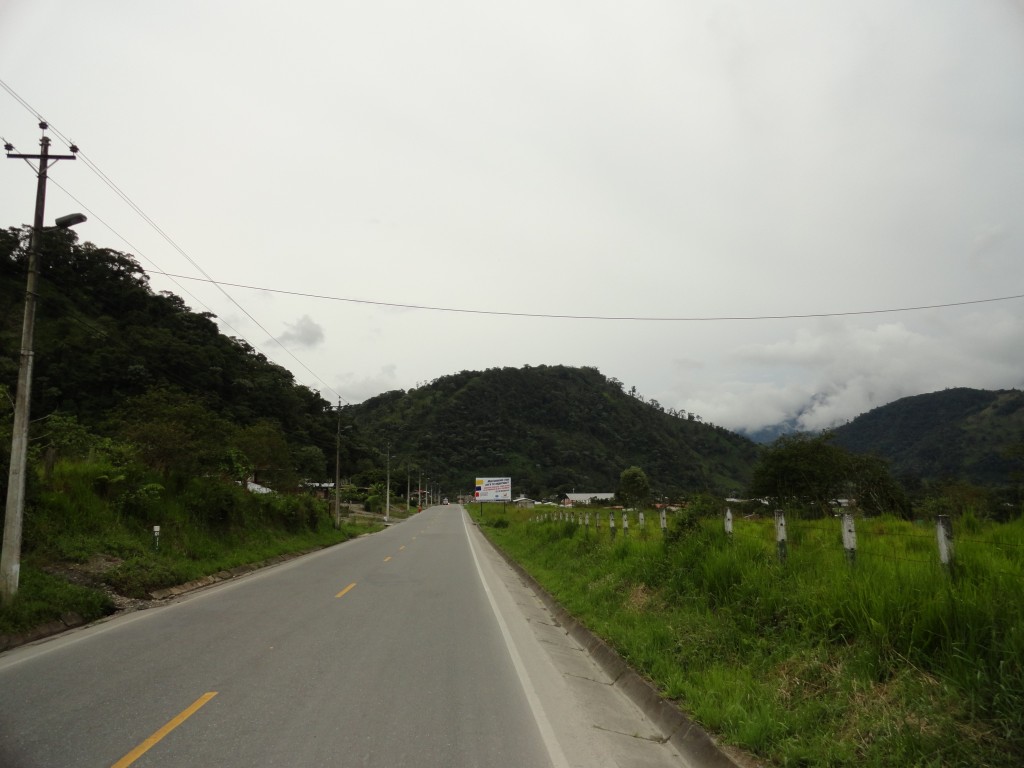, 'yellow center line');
383,556,392,562
112,692,217,768
335,582,357,598
399,545,406,551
